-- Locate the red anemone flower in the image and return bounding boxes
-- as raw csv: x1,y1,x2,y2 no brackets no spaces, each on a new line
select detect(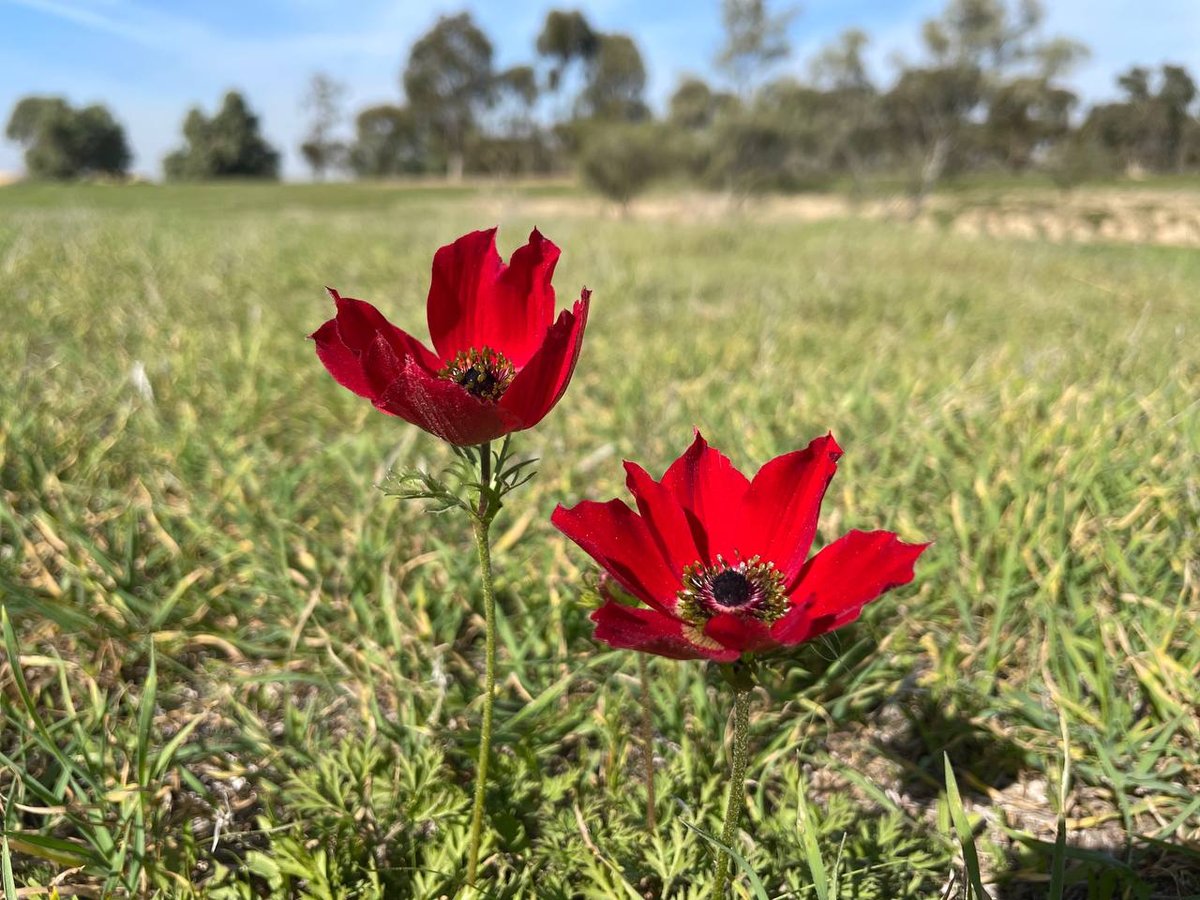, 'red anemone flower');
311,228,590,446
552,433,928,663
